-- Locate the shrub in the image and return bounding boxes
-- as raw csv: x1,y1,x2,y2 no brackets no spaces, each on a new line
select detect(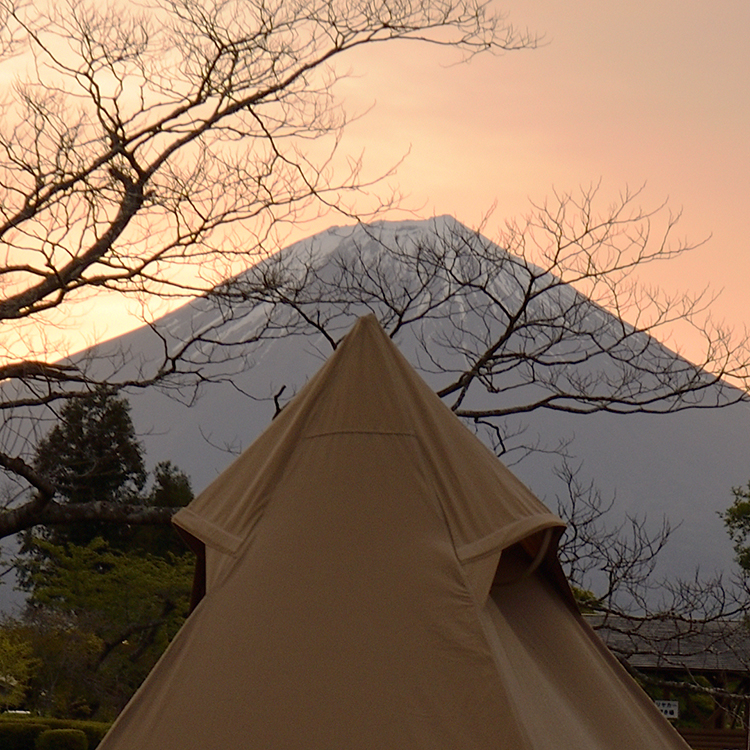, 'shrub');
42,720,109,749
0,717,110,749
36,728,88,750
0,722,49,750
